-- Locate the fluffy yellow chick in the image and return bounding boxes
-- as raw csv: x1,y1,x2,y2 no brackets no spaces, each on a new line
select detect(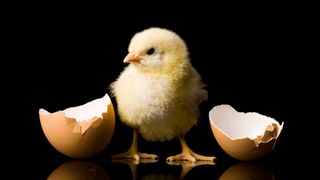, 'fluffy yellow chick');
111,27,215,163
